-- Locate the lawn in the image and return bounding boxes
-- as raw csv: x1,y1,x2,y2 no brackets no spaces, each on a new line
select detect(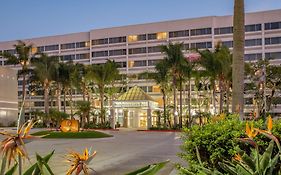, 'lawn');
31,130,112,138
